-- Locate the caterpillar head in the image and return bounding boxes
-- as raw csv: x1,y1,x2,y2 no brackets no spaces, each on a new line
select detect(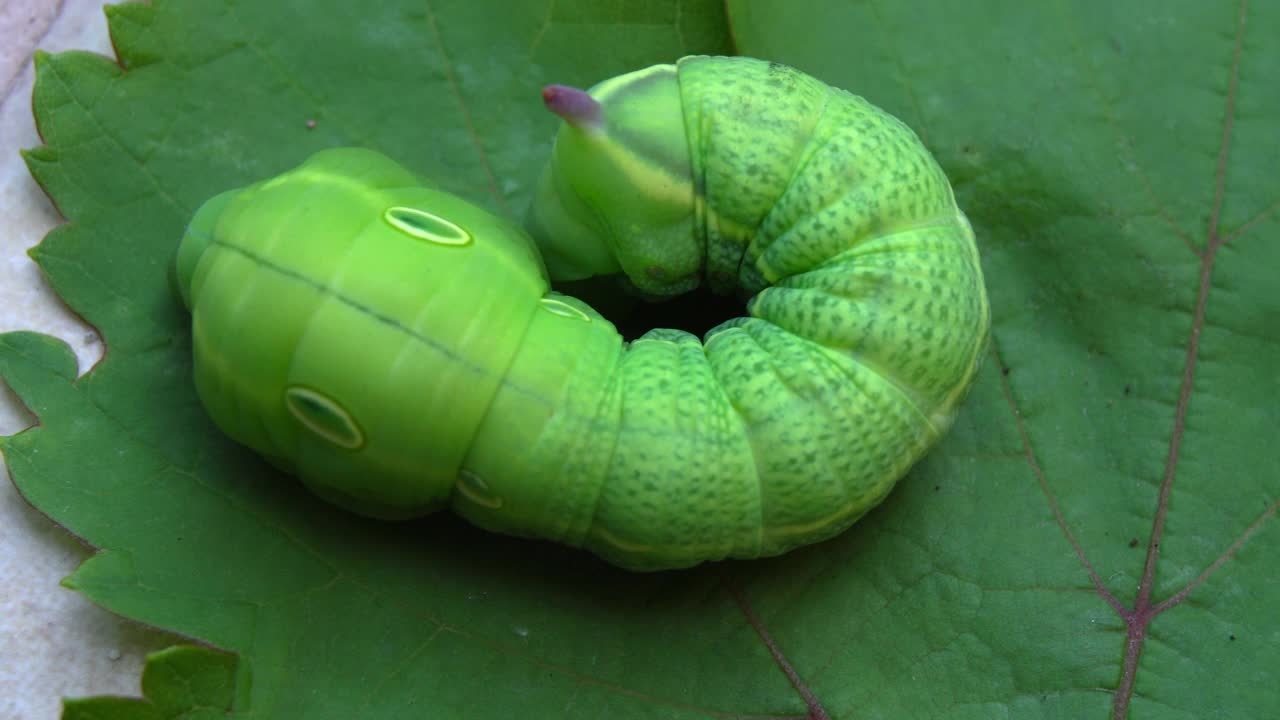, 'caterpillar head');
526,64,699,296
